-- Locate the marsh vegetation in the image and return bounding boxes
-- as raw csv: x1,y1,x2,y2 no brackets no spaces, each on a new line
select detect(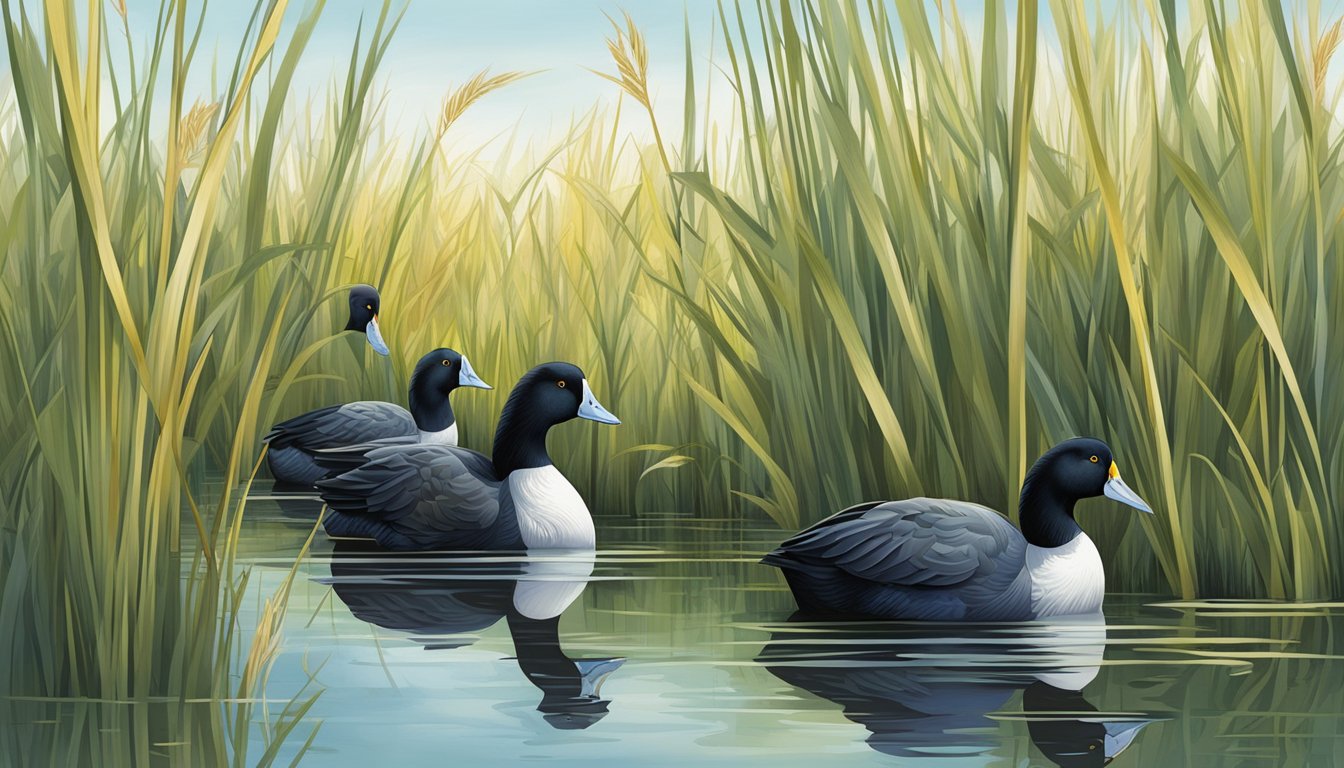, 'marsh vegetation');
2,0,1343,762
